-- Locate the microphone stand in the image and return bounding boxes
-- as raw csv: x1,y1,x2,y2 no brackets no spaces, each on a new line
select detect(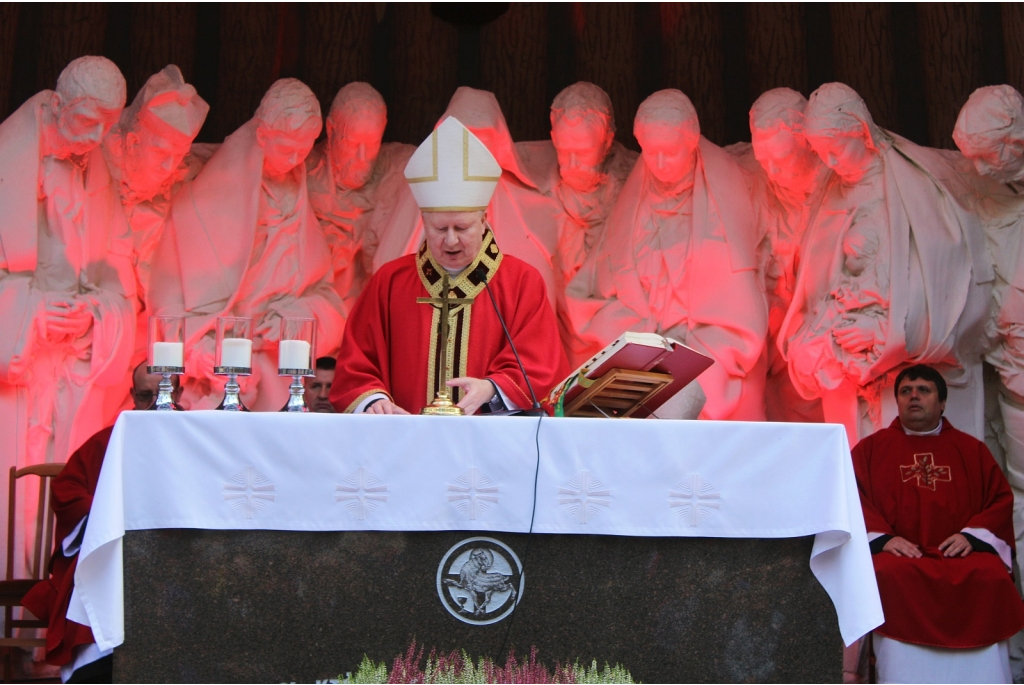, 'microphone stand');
475,264,546,417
